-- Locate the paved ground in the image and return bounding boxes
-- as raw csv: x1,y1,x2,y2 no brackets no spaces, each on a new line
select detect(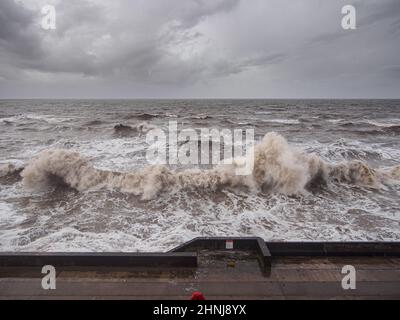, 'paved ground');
1,250,399,299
